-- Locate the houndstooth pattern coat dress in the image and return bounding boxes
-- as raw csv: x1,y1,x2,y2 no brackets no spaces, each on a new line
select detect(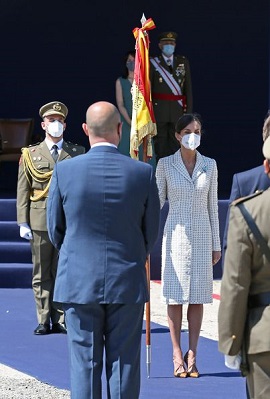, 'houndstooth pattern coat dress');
156,150,221,304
